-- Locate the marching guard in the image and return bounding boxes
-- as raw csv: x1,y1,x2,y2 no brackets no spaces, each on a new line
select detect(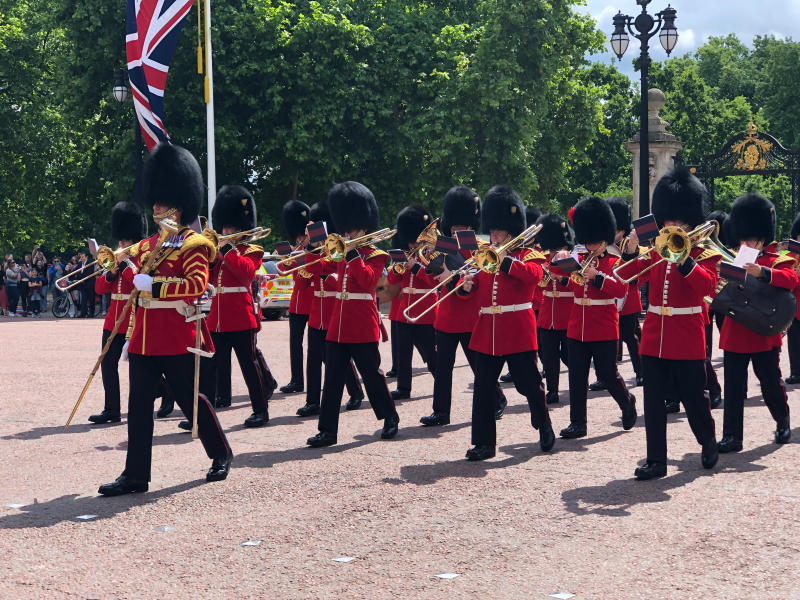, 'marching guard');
616,166,720,479
718,193,798,453
461,185,554,461
306,182,400,447
99,144,233,496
